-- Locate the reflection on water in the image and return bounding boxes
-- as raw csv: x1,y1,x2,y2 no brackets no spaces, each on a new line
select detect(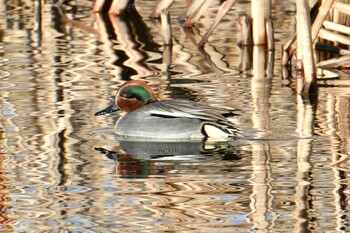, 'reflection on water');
95,139,241,178
0,0,350,232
